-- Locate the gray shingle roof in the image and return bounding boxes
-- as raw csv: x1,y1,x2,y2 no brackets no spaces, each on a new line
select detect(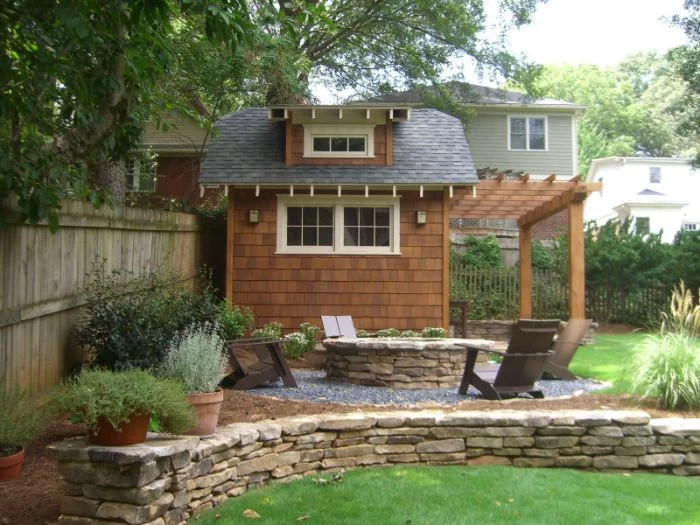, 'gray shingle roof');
199,108,477,186
366,82,584,109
